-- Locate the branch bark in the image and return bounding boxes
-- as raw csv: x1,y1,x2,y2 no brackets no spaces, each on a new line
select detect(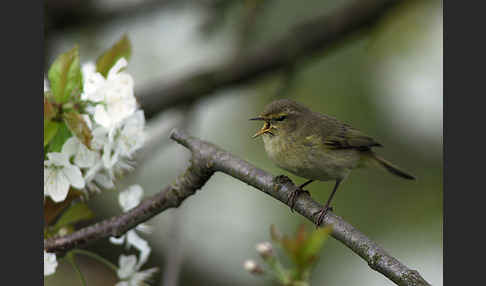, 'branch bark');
44,129,430,286
139,0,401,120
